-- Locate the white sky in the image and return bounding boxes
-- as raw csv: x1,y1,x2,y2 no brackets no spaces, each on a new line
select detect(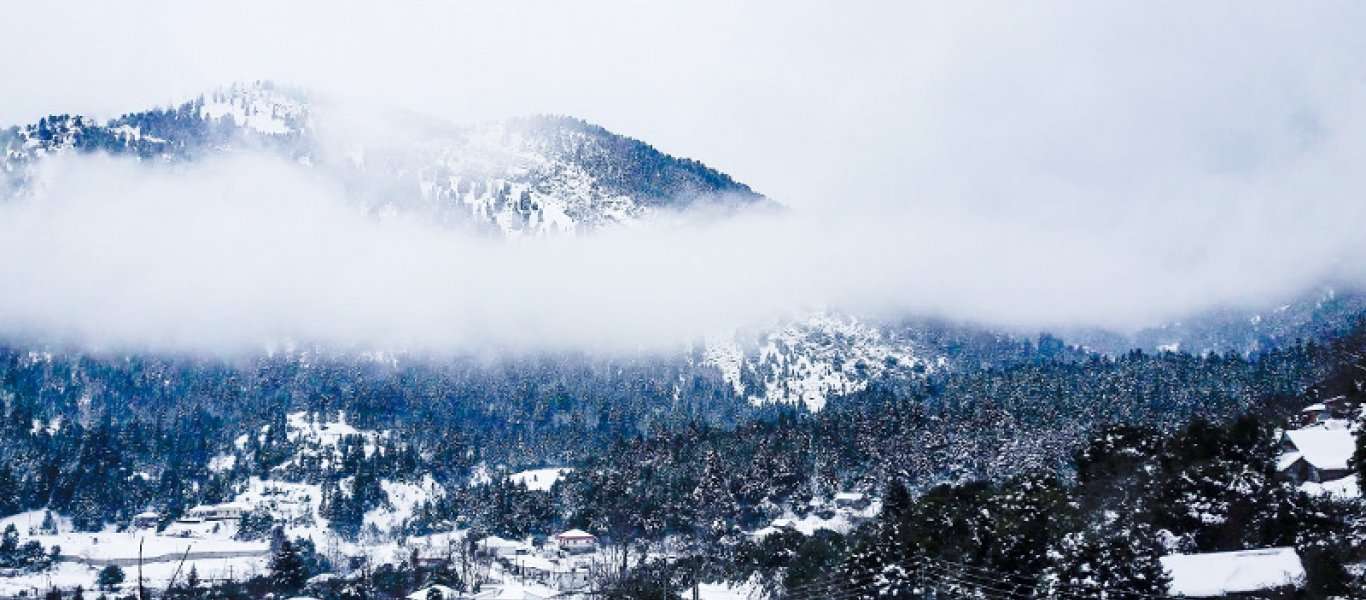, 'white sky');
4,2,1358,212
3,2,1366,352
